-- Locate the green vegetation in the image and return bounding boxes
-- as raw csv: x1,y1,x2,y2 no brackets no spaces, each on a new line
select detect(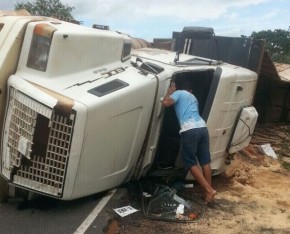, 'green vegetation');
282,161,290,171
15,0,75,20
251,28,290,64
